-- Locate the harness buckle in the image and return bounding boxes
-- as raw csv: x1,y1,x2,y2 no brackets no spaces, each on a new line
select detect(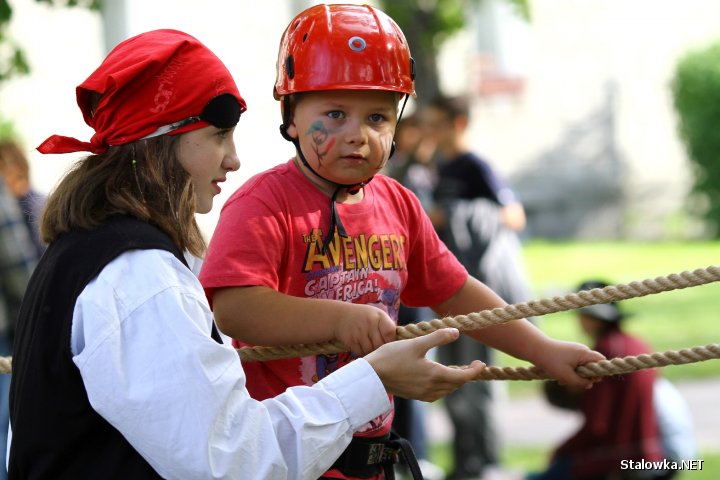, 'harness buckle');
367,442,399,465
